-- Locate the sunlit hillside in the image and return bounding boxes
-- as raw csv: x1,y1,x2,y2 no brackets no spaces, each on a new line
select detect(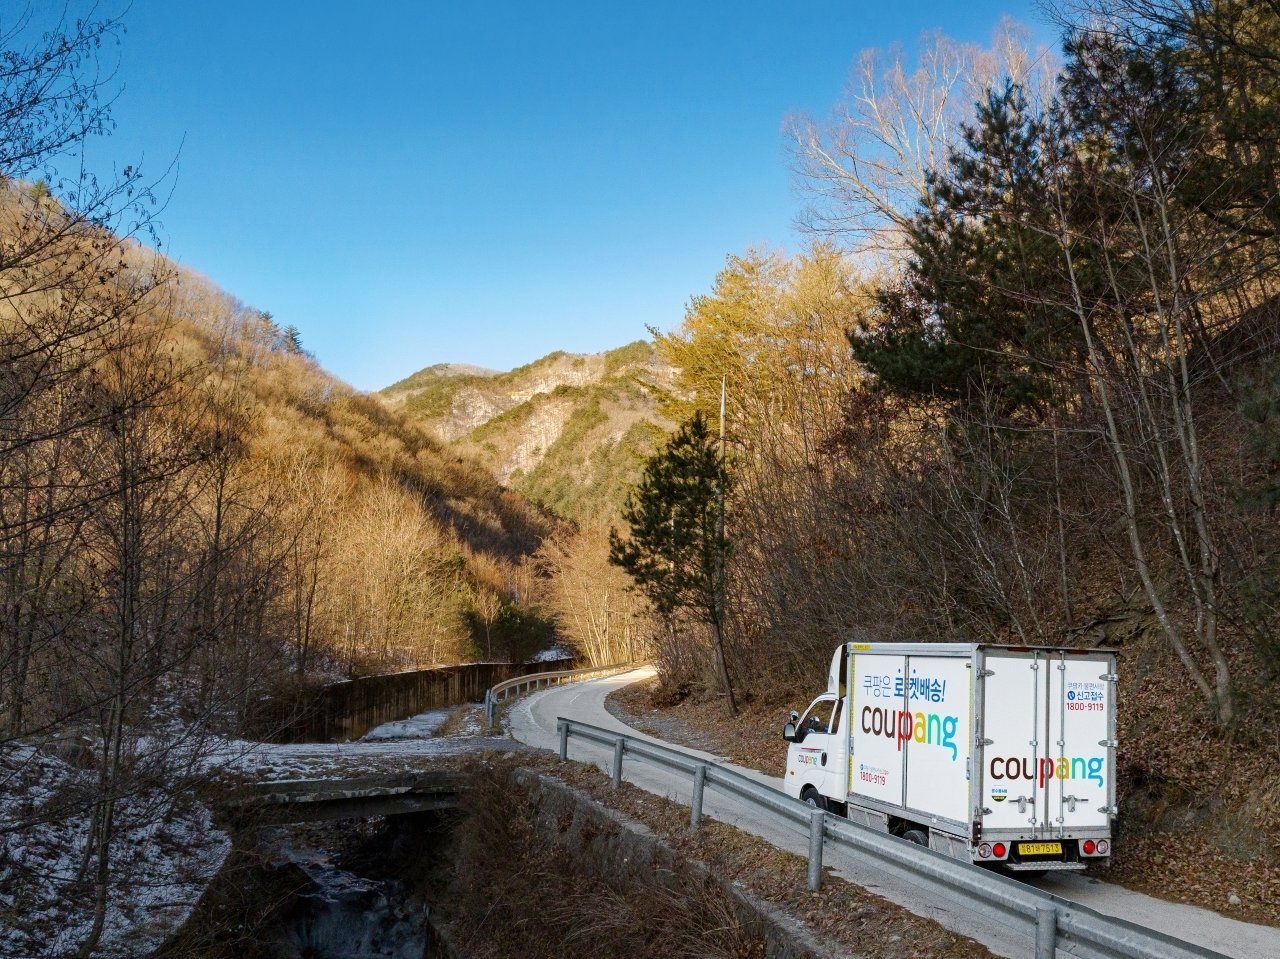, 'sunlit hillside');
1,177,558,690
381,341,676,524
